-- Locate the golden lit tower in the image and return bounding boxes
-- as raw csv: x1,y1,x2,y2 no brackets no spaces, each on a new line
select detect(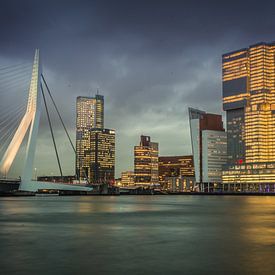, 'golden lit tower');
134,135,159,186
222,42,275,190
222,48,248,163
245,44,275,163
76,94,104,180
